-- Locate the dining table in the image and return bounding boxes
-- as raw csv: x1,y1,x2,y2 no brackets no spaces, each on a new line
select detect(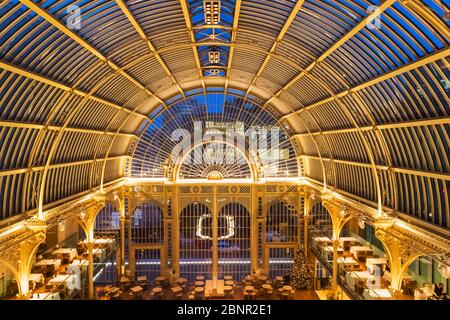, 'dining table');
67,259,89,273
224,285,233,293
262,284,272,290
244,285,255,292
282,285,293,292
363,288,393,300
345,271,376,290
152,287,163,294
366,258,388,273
130,285,144,293
337,257,359,266
350,246,373,260
171,286,183,294
48,274,79,292
52,248,78,261
337,257,360,274
34,259,62,269
224,280,234,286
137,276,148,282
29,273,45,284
